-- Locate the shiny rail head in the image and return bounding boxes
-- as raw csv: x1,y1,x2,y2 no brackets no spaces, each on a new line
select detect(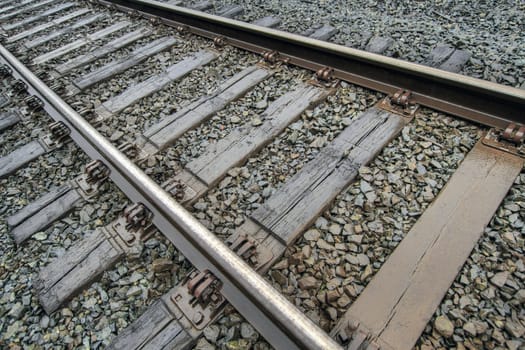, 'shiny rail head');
0,44,342,350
